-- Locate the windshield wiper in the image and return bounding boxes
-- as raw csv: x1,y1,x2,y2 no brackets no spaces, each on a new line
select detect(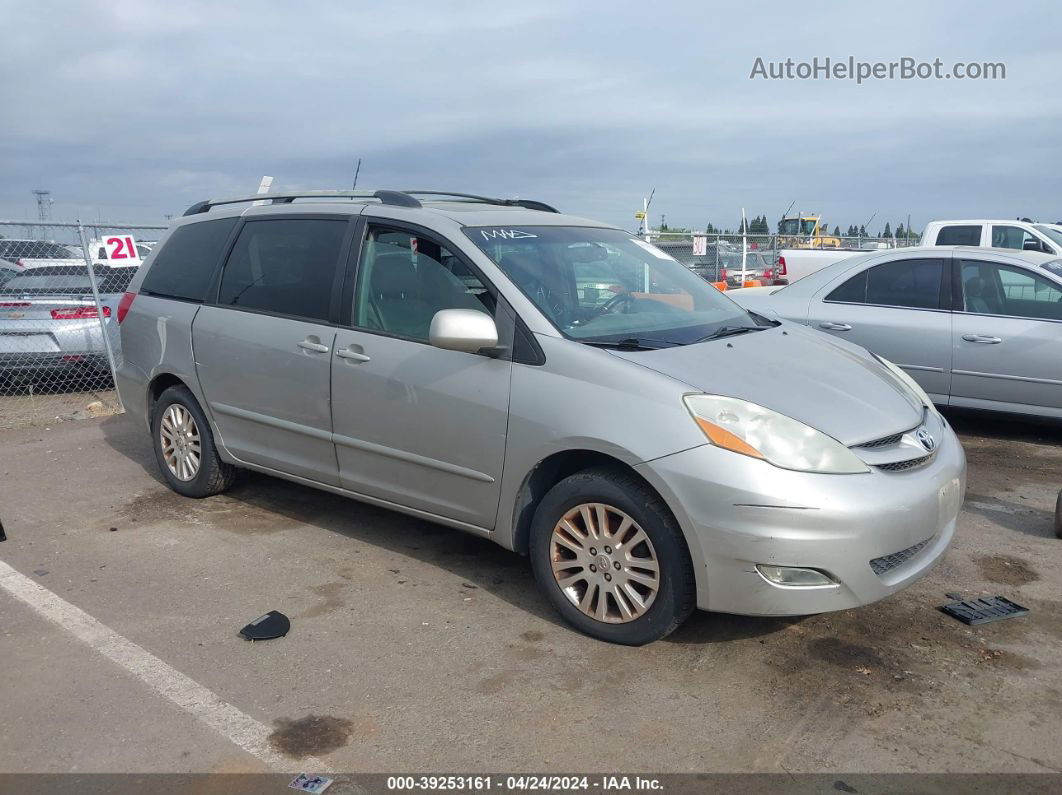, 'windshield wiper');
694,325,767,343
580,337,680,351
